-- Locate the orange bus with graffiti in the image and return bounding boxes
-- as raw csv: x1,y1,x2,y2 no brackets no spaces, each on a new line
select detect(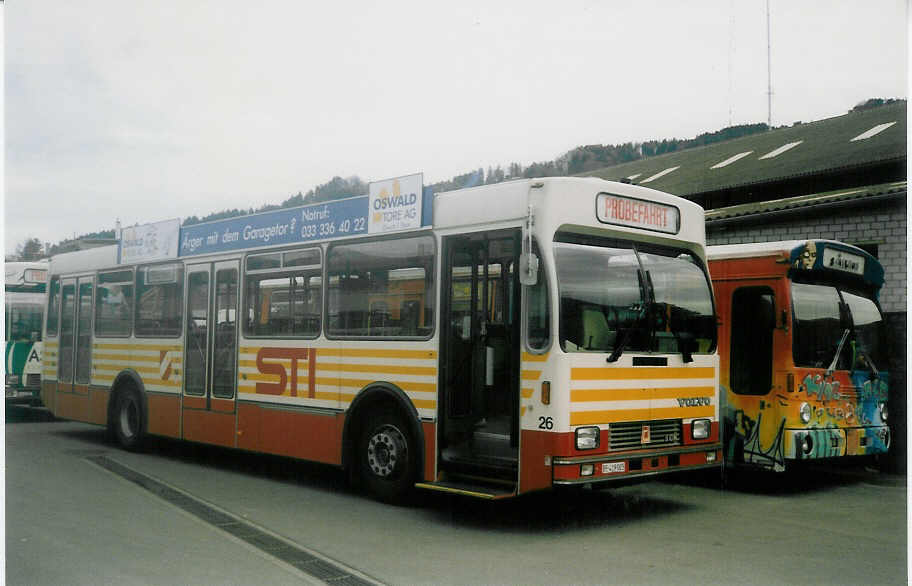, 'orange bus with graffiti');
42,174,721,502
708,240,890,473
